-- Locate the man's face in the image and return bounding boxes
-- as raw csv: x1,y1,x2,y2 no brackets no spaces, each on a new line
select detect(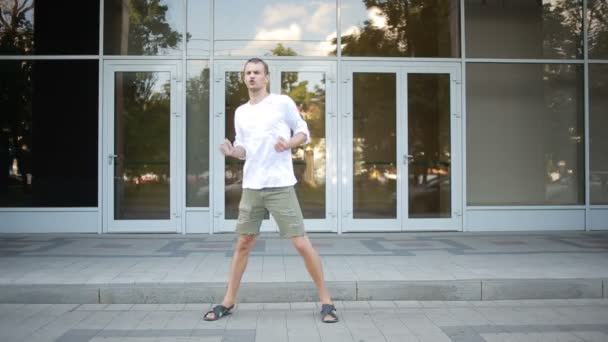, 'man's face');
243,62,268,91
